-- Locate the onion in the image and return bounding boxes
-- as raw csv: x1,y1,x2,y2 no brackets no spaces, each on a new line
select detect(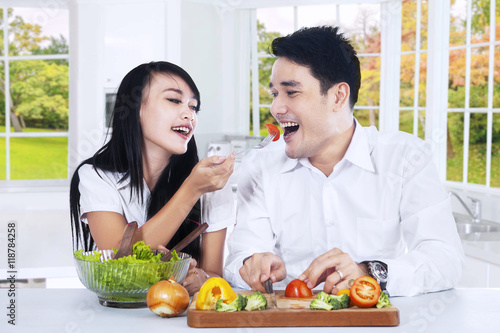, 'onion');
147,278,190,317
